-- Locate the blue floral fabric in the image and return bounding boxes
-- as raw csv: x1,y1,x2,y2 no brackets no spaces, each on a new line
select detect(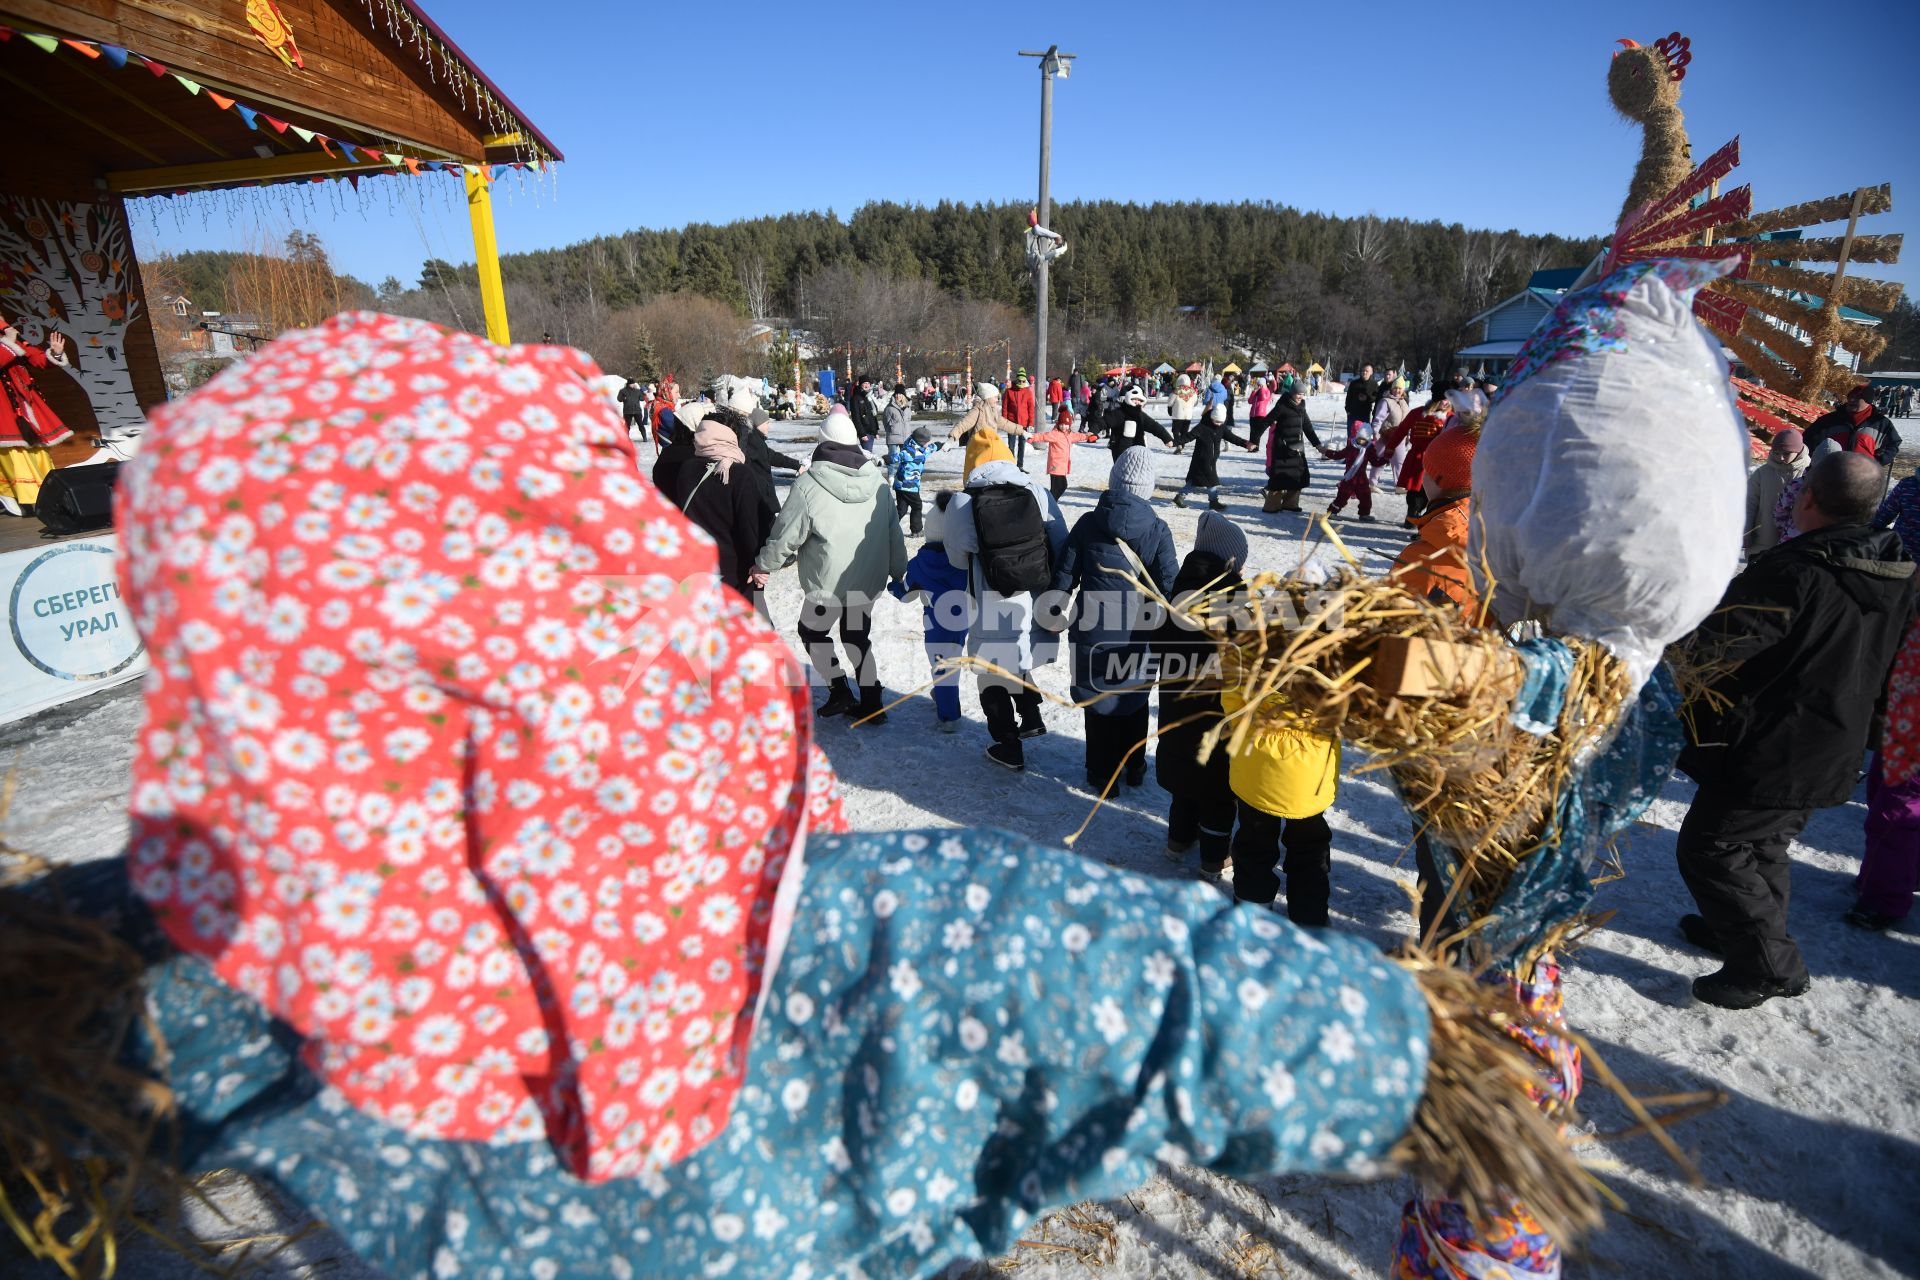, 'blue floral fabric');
1421,655,1687,961
63,826,1430,1280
